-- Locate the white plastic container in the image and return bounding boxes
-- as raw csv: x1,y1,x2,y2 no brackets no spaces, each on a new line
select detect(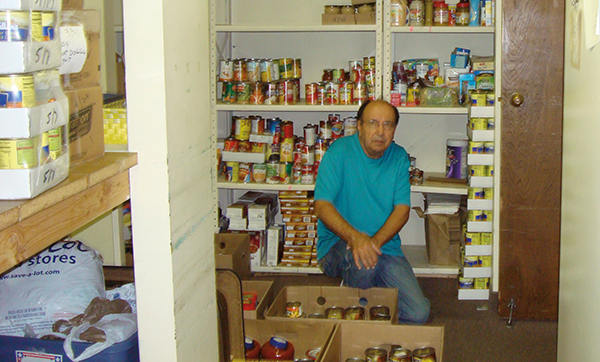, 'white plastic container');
446,138,468,179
